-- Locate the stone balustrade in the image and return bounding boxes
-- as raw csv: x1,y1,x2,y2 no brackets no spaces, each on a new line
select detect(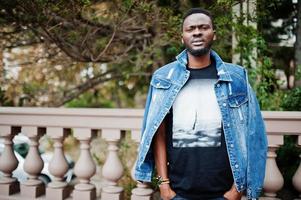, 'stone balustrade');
0,107,300,200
